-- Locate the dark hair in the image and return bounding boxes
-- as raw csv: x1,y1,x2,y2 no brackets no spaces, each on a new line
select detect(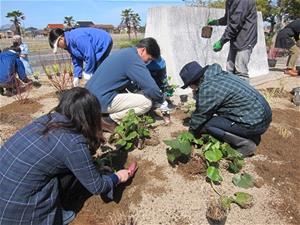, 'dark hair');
3,45,21,53
43,87,104,155
136,37,160,59
49,28,65,48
